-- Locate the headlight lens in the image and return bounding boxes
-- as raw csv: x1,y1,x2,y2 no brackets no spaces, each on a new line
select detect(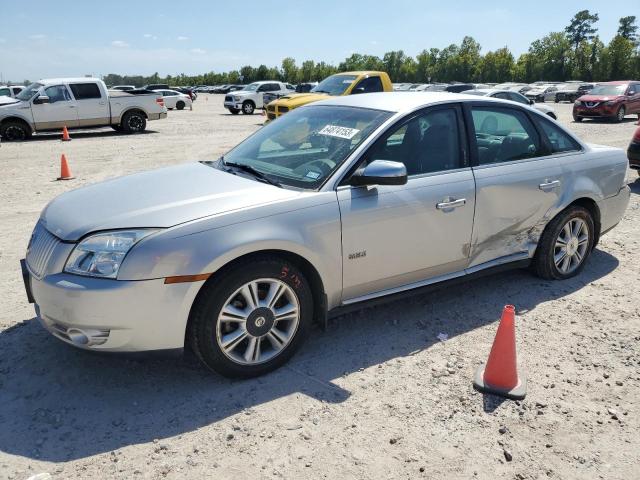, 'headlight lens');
574,100,581,105
233,96,241,102
604,100,615,106
65,229,159,278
